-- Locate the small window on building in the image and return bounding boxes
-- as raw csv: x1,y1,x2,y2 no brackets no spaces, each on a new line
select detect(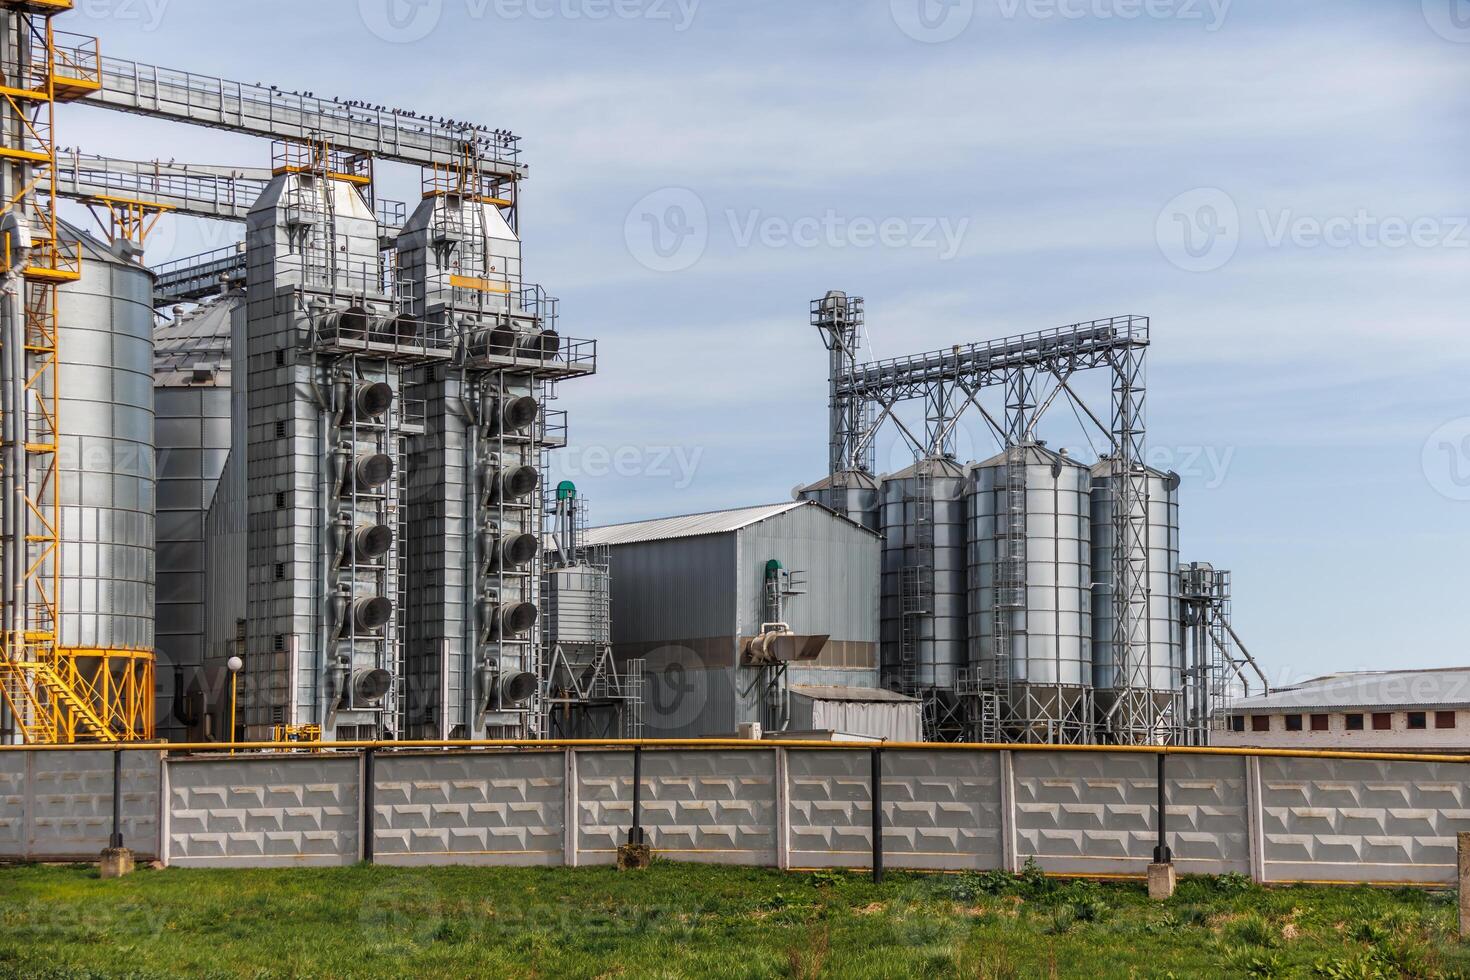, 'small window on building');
1407,712,1427,731
1372,712,1392,731
1310,714,1329,732
1285,714,1303,732
1436,711,1457,730
1251,715,1270,732
1346,714,1365,731
1230,715,1245,733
